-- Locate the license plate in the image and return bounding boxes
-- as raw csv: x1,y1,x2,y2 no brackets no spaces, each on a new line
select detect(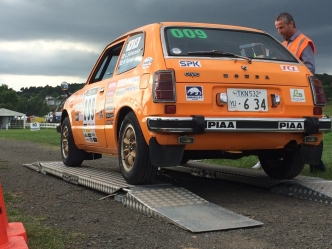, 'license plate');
227,89,268,112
